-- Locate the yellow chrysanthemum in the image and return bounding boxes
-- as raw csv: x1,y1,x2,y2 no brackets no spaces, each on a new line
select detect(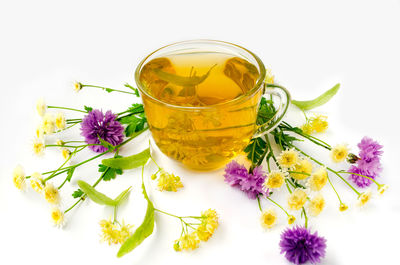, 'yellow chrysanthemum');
35,125,44,139
30,172,44,193
61,148,71,160
260,208,277,229
287,188,307,211
291,159,313,180
196,209,219,241
308,167,328,191
12,165,26,190
74,82,82,92
55,113,66,130
265,68,275,84
36,98,46,117
330,144,349,163
44,183,60,204
179,232,200,251
309,193,325,216
157,170,183,192
277,148,299,169
339,203,349,212
357,189,372,207
264,170,285,189
287,215,296,225
33,138,45,156
42,113,56,134
51,207,65,227
378,184,388,195
301,122,313,135
310,115,328,133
